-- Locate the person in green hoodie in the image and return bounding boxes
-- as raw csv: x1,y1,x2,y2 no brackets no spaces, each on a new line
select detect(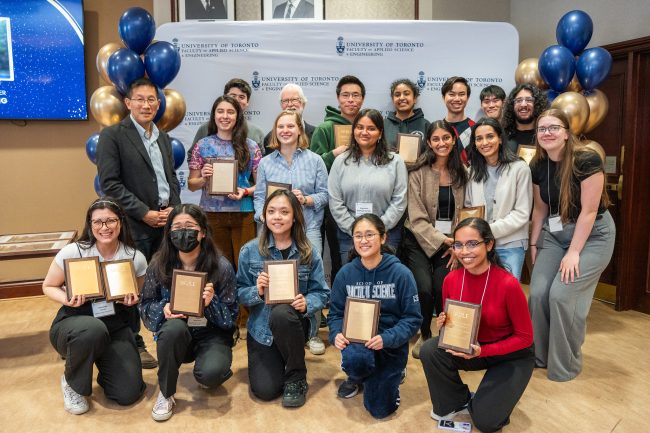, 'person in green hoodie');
384,78,430,154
